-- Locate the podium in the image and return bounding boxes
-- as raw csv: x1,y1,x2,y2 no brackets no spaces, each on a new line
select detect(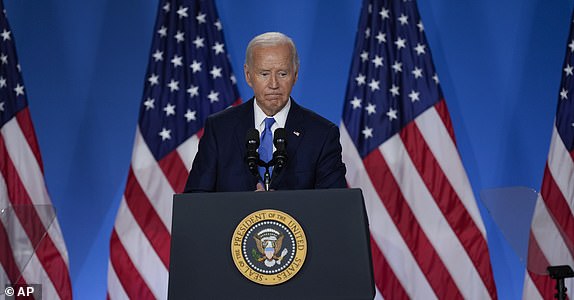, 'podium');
168,188,374,299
